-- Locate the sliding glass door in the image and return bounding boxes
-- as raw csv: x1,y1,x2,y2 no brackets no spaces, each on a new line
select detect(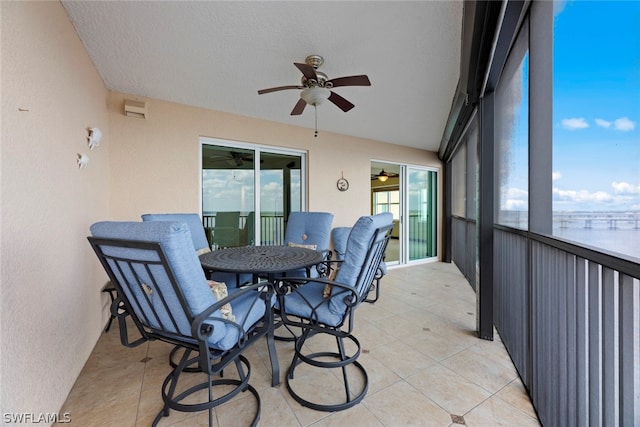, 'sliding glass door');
371,162,437,265
201,139,305,248
406,167,437,261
